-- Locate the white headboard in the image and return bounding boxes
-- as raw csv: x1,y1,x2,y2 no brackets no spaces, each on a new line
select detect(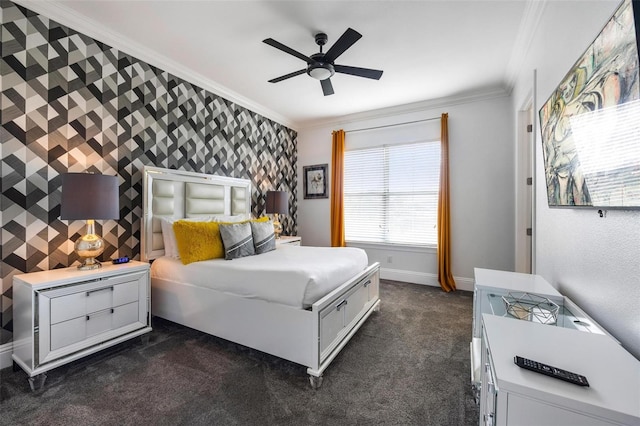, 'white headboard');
141,166,252,261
